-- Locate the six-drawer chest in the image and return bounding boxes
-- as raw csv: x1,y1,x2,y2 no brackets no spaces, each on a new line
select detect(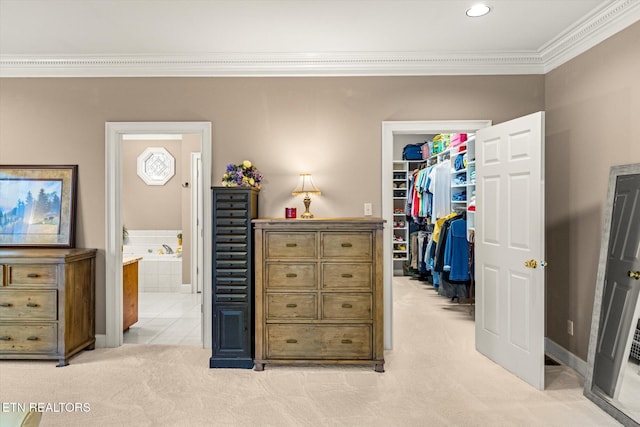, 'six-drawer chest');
0,248,97,366
252,218,385,372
